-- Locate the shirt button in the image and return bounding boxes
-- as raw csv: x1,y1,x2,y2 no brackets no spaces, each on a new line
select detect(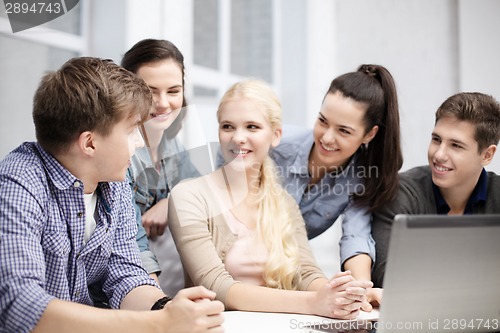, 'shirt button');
77,212,83,217
74,181,81,188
